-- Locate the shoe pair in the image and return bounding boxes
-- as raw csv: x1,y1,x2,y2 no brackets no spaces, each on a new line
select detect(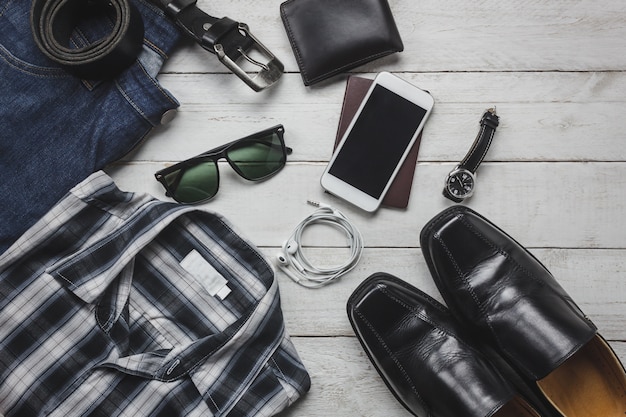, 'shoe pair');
347,206,626,417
